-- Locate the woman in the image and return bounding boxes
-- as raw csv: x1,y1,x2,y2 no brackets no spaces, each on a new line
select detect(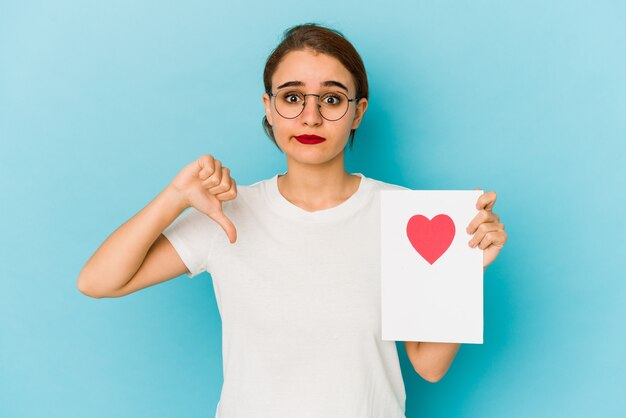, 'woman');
78,23,507,418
